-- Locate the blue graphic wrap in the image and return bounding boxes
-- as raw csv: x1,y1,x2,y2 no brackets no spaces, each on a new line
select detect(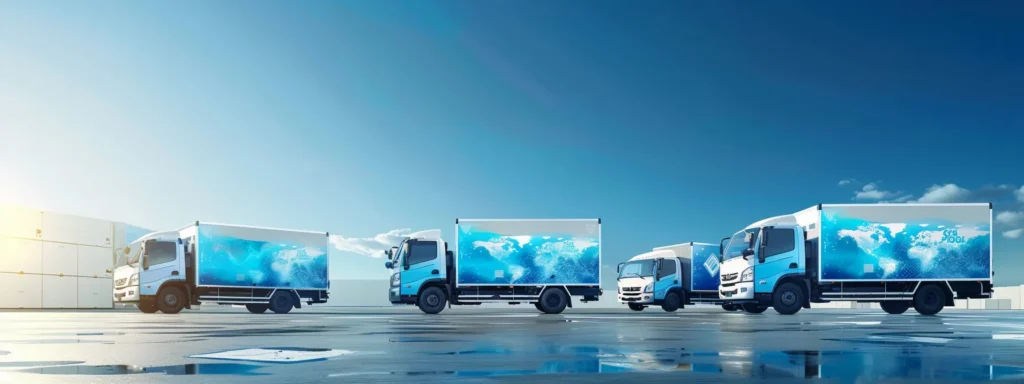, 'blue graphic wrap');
197,226,329,289
820,207,991,280
457,226,600,285
691,244,721,291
